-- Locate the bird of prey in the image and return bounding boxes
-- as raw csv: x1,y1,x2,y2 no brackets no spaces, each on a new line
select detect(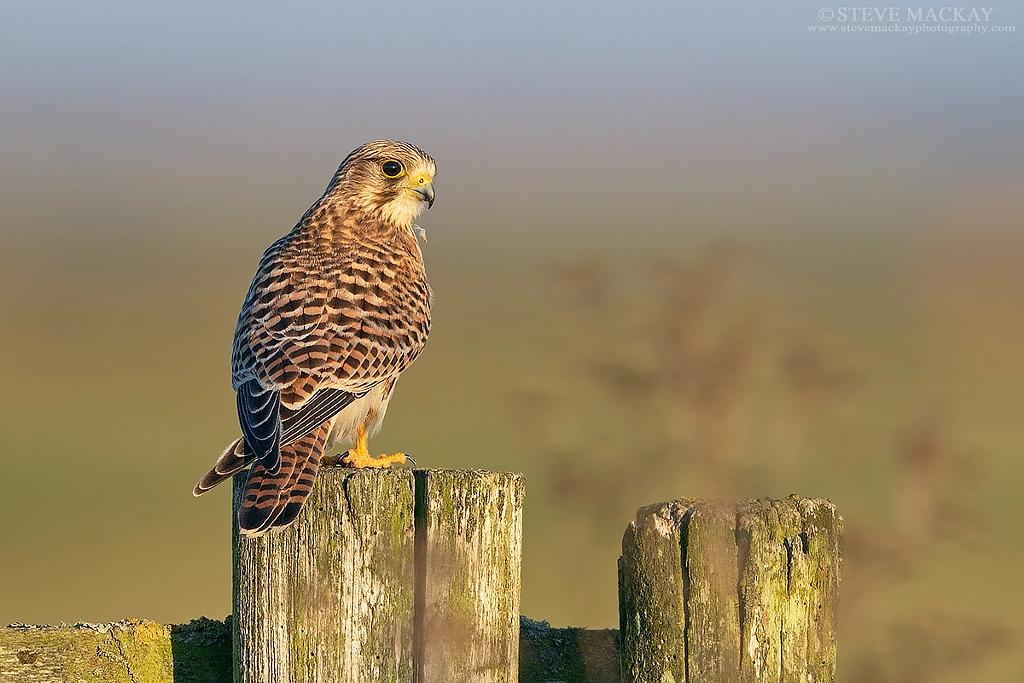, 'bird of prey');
193,140,435,536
